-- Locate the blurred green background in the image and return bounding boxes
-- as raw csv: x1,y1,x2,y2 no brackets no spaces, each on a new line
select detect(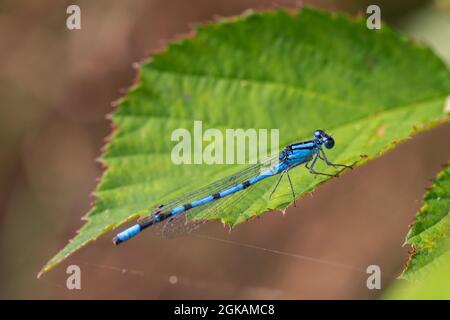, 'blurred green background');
0,0,449,299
